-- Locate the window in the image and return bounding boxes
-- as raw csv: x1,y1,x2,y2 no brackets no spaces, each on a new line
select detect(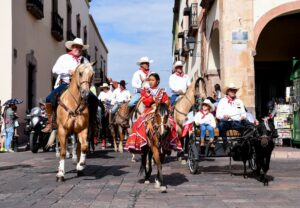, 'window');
76,14,81,38
52,0,57,12
66,0,73,40
83,26,87,44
